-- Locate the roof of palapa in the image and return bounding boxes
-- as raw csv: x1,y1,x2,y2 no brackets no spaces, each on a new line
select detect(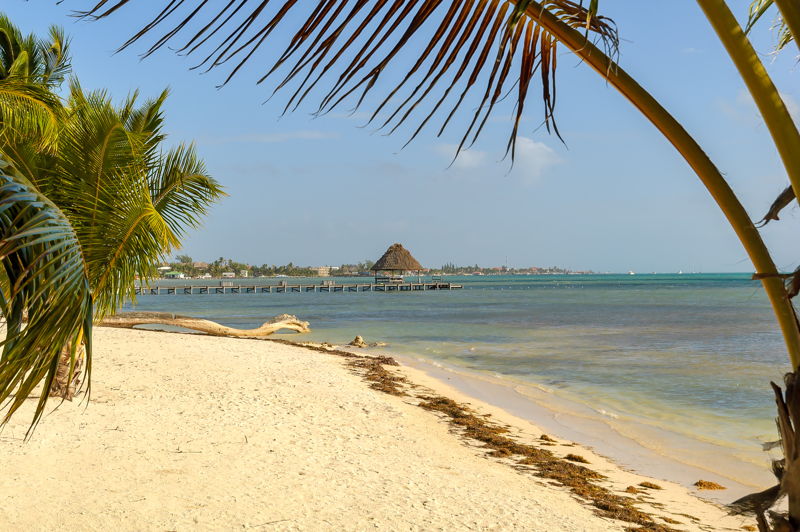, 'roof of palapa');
371,243,423,271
